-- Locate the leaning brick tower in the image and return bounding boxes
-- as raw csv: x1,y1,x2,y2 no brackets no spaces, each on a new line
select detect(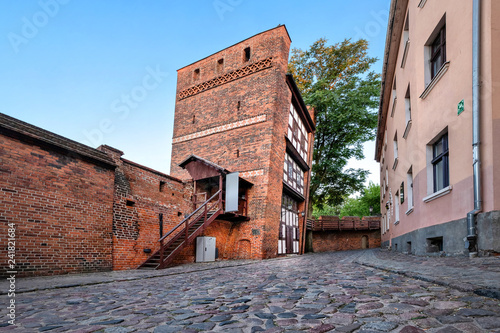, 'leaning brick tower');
170,25,314,261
